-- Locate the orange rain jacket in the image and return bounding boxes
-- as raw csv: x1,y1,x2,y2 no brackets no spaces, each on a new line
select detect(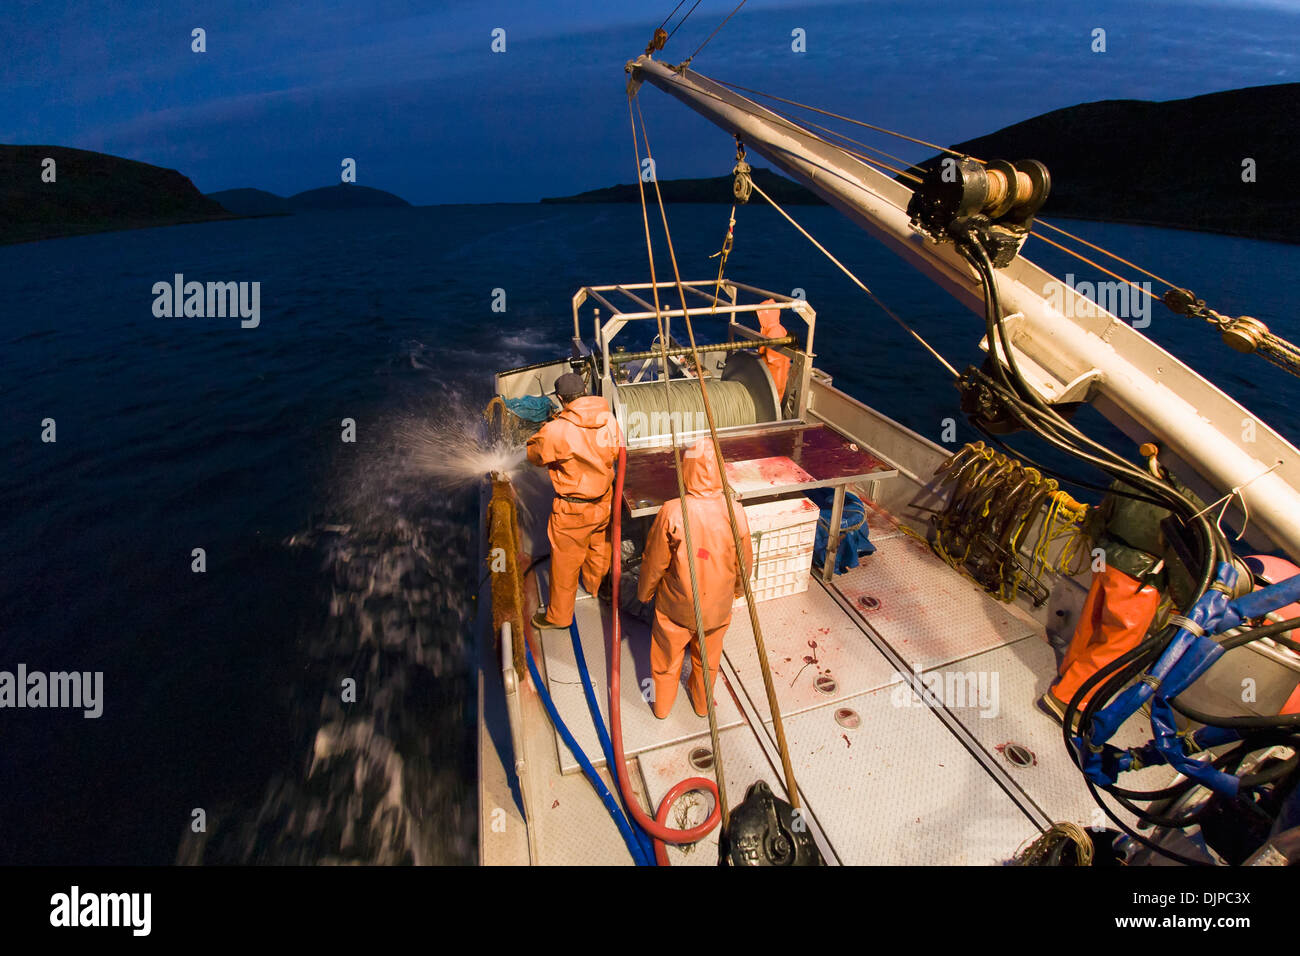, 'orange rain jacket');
526,396,622,628
637,439,753,716
756,299,791,399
